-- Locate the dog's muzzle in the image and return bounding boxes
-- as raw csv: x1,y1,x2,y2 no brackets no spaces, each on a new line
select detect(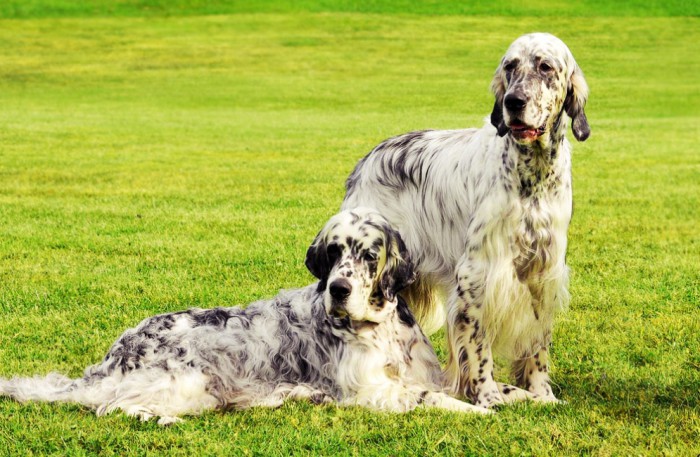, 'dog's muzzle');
503,91,542,141
509,122,546,142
